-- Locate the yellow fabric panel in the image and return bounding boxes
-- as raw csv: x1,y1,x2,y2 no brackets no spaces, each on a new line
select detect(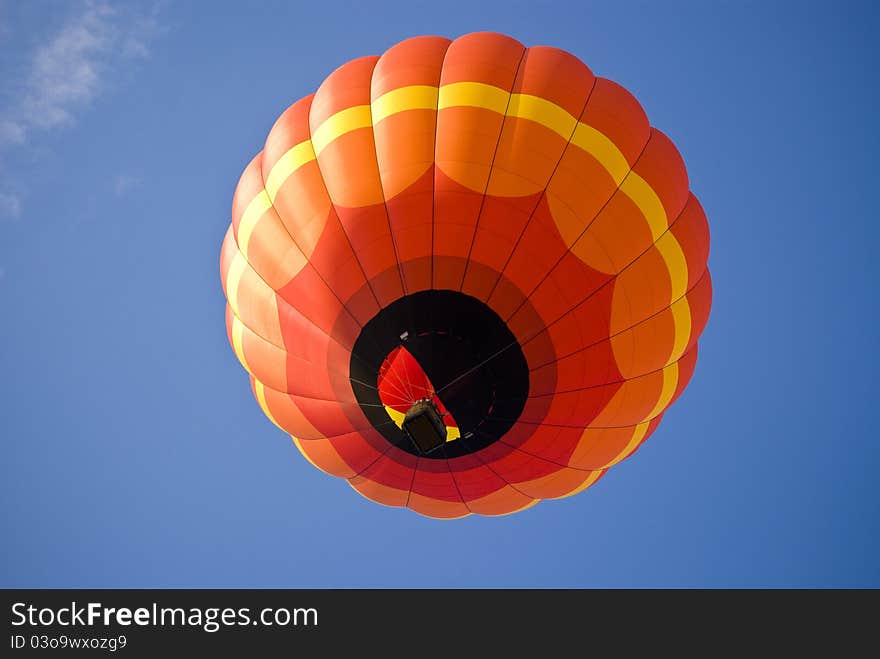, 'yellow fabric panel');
225,253,284,349
506,93,576,140
292,436,321,470
668,295,693,365
371,85,439,124
514,467,600,500
655,231,689,301
237,188,310,289
557,469,604,498
644,361,679,422
570,122,631,185
385,405,405,427
620,173,668,242
438,81,509,114
604,422,650,467
311,105,372,156
255,83,668,258
230,313,252,376
254,378,283,431
237,189,271,258
229,304,287,392
224,252,247,319
265,140,316,203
